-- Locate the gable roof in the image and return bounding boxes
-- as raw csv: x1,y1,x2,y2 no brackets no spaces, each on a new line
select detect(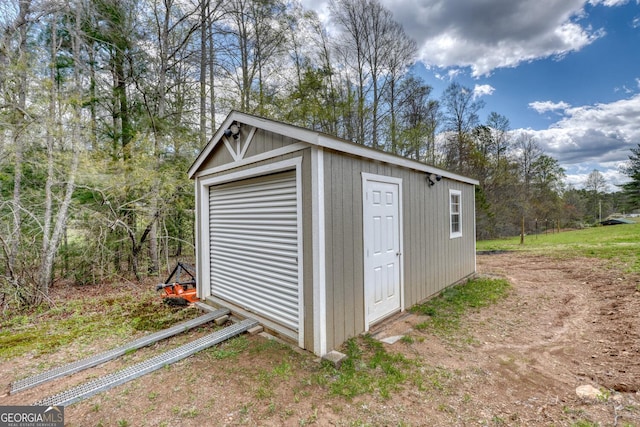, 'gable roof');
188,110,479,186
